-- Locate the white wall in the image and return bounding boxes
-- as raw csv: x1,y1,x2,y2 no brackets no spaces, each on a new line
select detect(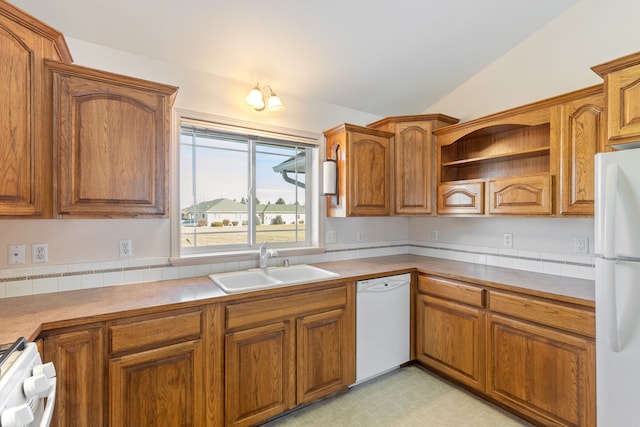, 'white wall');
414,0,640,261
4,0,627,273
427,0,640,121
0,37,394,269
